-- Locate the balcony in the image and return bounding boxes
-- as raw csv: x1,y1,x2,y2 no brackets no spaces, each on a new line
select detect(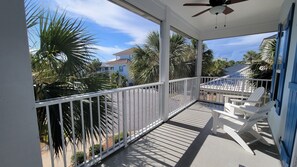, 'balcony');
98,102,280,167
35,77,279,167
